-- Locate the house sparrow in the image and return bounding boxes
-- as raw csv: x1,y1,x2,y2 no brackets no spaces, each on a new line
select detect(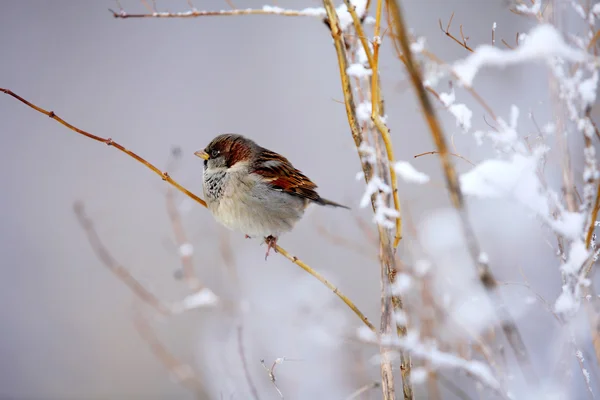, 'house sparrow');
195,134,349,258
